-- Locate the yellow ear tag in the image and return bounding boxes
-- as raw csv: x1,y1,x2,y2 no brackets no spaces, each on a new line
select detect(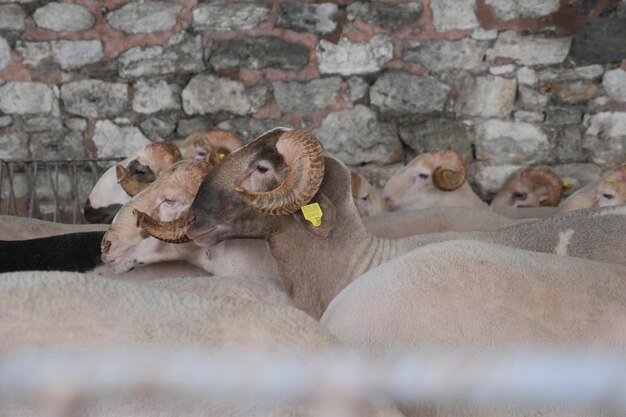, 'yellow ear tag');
218,152,226,160
441,170,450,182
562,180,574,190
301,203,323,227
